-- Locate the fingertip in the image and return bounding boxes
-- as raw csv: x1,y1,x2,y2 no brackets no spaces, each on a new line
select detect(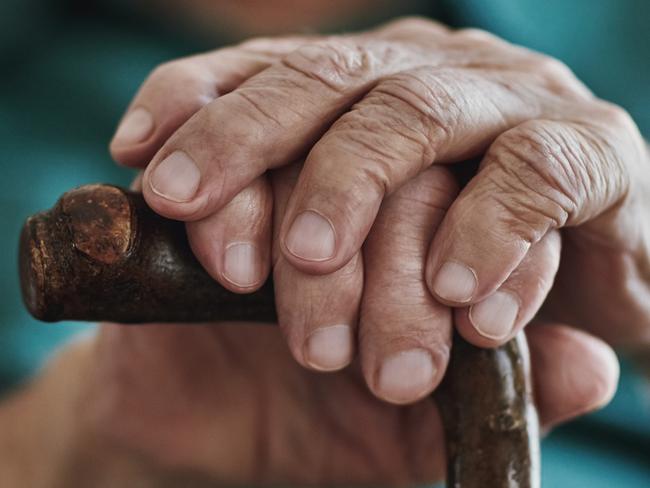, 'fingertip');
111,107,155,146
273,248,363,374
148,150,202,203
468,290,520,343
370,347,444,405
568,331,620,410
109,109,160,168
141,157,211,221
428,260,479,305
278,159,384,276
453,230,561,348
222,242,267,292
129,172,144,191
303,324,355,372
283,210,337,263
453,306,515,349
528,325,620,428
185,177,272,293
